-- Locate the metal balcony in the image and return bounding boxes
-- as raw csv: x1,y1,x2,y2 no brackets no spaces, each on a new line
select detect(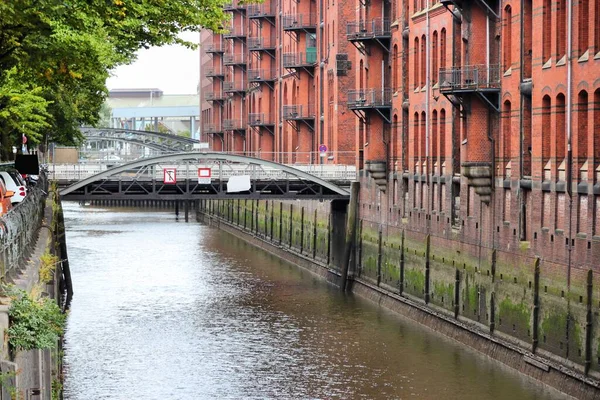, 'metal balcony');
205,43,224,53
347,89,392,123
439,65,501,93
247,3,275,18
223,0,246,11
248,113,275,126
282,14,317,31
205,91,227,101
346,19,391,40
347,88,392,109
204,124,223,134
283,52,317,68
224,119,247,131
438,65,501,111
223,53,247,66
205,67,225,78
247,37,276,51
223,25,246,39
248,69,277,82
282,104,315,120
223,81,246,94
